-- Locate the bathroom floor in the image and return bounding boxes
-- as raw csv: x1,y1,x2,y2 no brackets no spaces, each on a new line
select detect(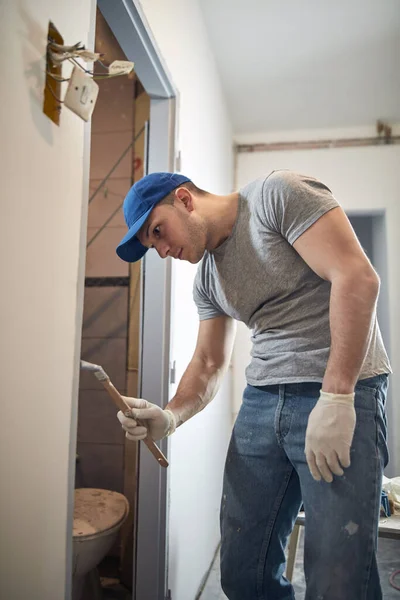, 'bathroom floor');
199,533,400,599
100,556,130,600
81,577,130,600
80,556,130,600
101,580,131,600
80,534,400,599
